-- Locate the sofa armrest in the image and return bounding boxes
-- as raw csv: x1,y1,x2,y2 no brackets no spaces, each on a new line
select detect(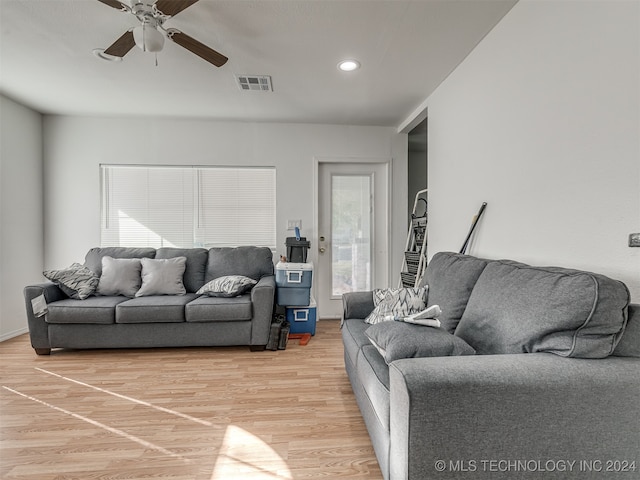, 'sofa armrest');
389,353,640,480
23,282,67,353
342,291,375,320
250,275,276,347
